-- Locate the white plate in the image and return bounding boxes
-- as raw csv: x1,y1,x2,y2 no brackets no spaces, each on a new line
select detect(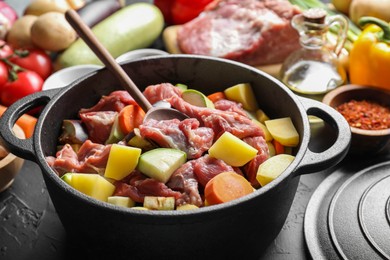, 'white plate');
115,48,168,63
42,64,102,90
43,49,169,91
